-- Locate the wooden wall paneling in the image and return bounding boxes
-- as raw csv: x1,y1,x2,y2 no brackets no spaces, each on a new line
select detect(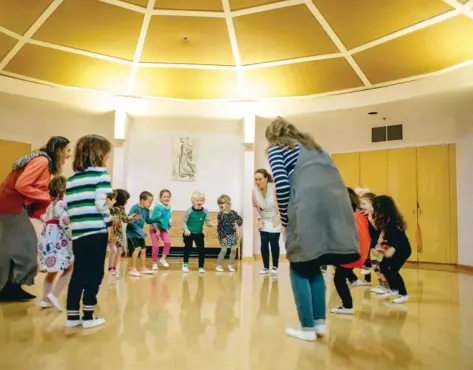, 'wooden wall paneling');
448,144,458,264
359,150,388,194
331,152,360,188
0,140,31,181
